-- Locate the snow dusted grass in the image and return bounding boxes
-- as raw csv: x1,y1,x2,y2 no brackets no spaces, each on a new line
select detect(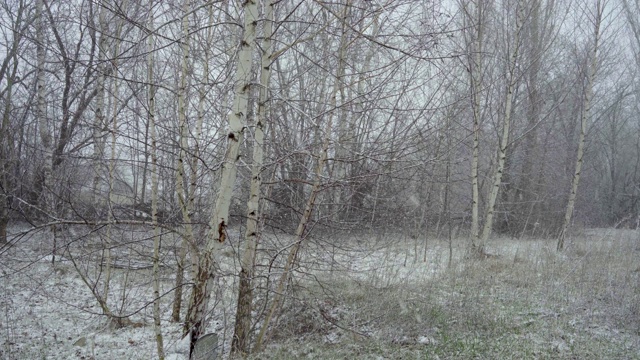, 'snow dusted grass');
252,229,640,359
1,225,639,359
0,226,190,359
